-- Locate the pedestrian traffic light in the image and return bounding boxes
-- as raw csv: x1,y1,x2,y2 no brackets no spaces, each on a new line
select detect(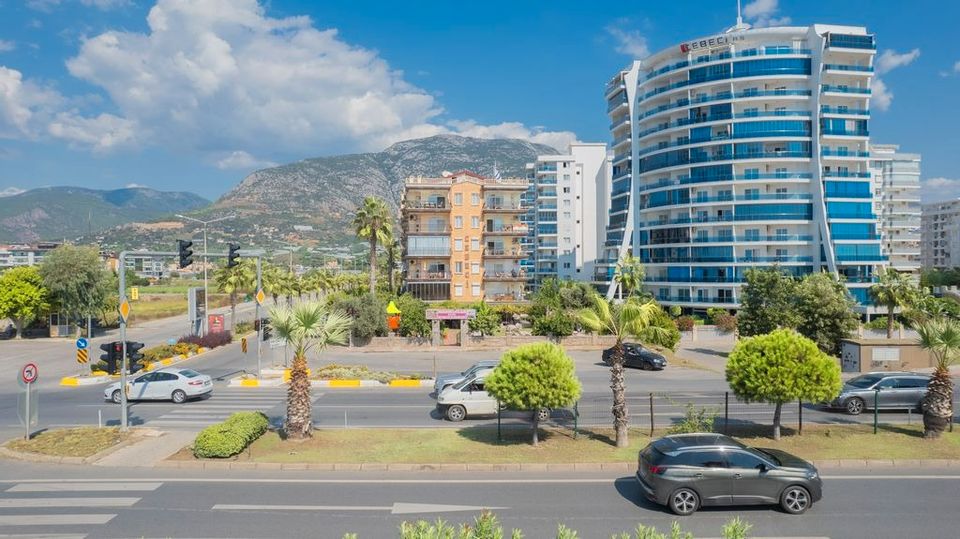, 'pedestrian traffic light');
227,243,241,268
177,239,194,268
99,341,122,374
260,318,271,341
126,341,145,373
